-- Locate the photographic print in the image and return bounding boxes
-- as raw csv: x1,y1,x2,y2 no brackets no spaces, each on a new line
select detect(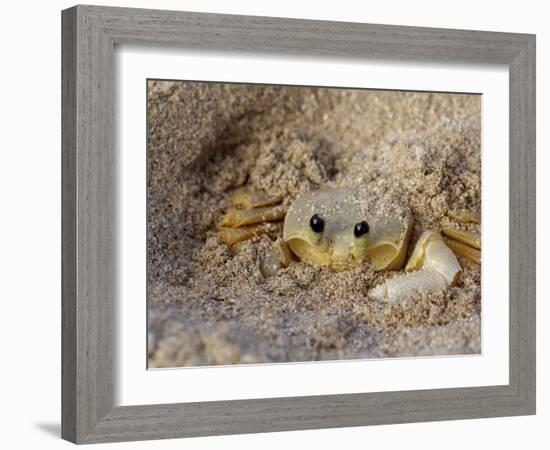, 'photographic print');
147,80,481,368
